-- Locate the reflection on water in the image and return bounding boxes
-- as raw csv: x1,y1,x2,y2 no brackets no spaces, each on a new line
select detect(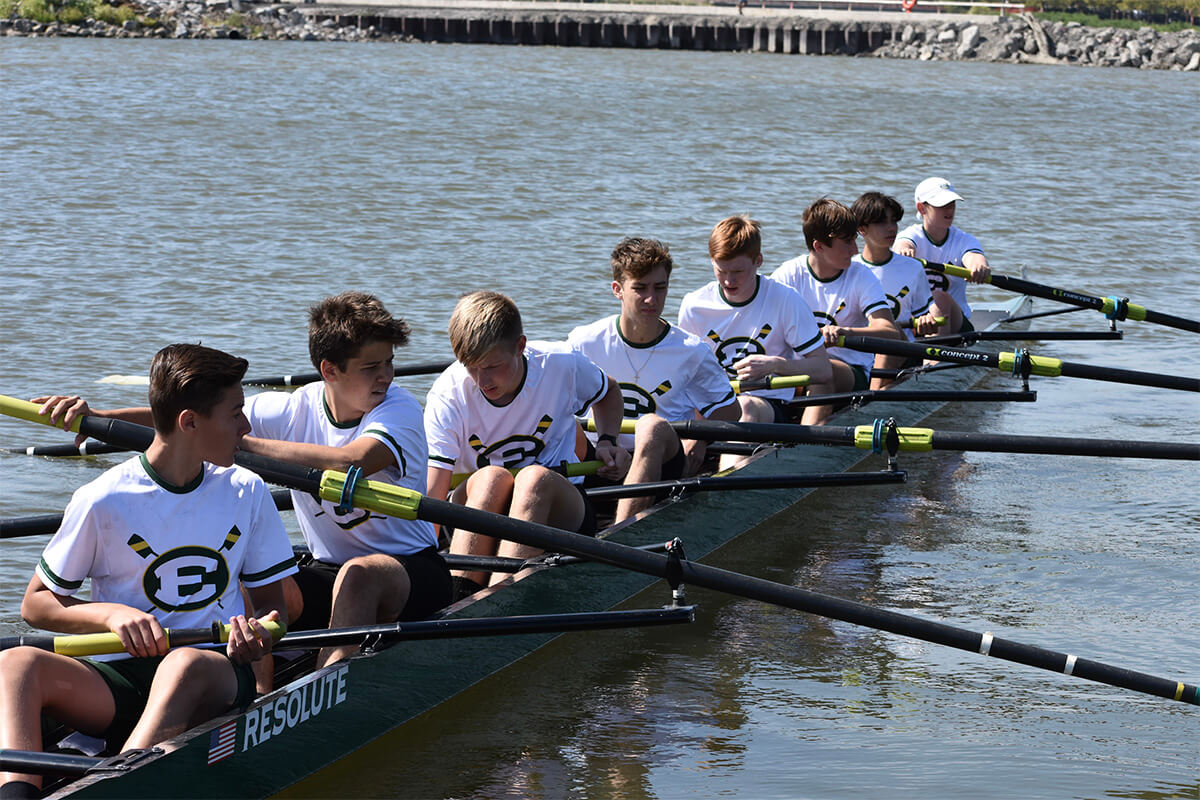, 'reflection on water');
2,39,1198,800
